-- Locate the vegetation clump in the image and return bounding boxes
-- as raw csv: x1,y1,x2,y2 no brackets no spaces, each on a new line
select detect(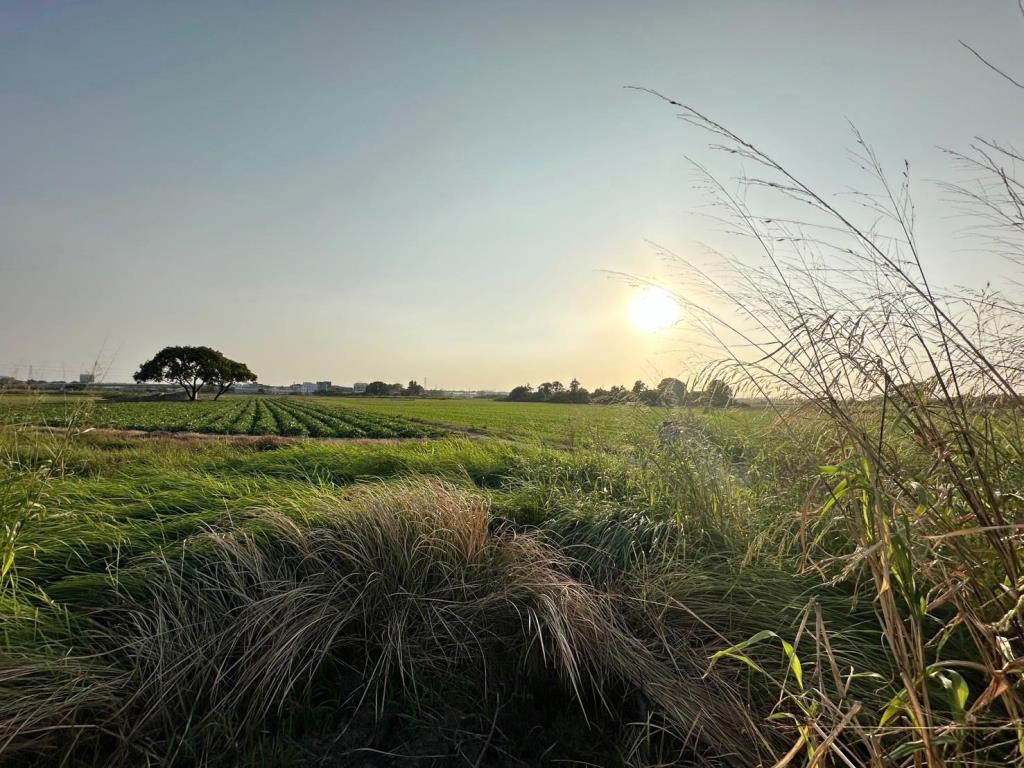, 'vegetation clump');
0,444,796,766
